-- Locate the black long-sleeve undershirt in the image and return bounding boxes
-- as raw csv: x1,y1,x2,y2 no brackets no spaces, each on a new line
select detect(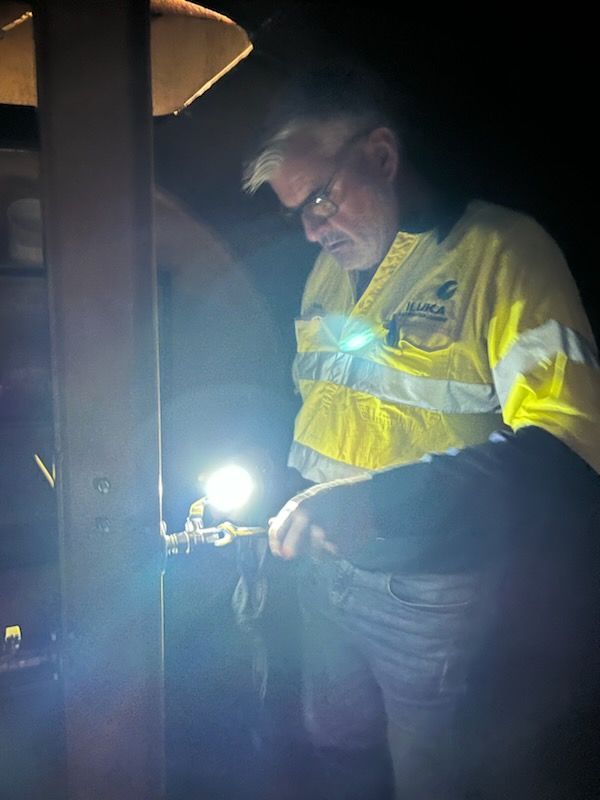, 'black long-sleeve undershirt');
309,427,600,573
